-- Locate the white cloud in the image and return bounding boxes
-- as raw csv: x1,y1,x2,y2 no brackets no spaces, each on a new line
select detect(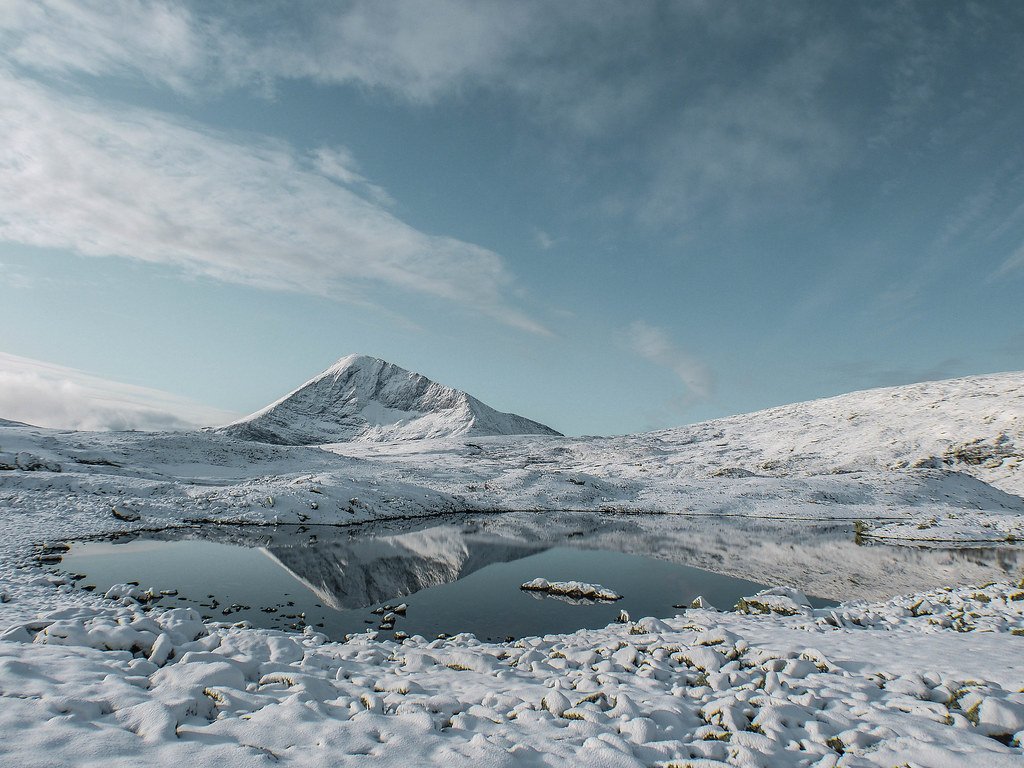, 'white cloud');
0,71,548,334
311,146,395,208
0,1,870,233
5,0,1001,271
0,0,213,93
624,321,714,402
0,0,538,100
0,352,239,431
